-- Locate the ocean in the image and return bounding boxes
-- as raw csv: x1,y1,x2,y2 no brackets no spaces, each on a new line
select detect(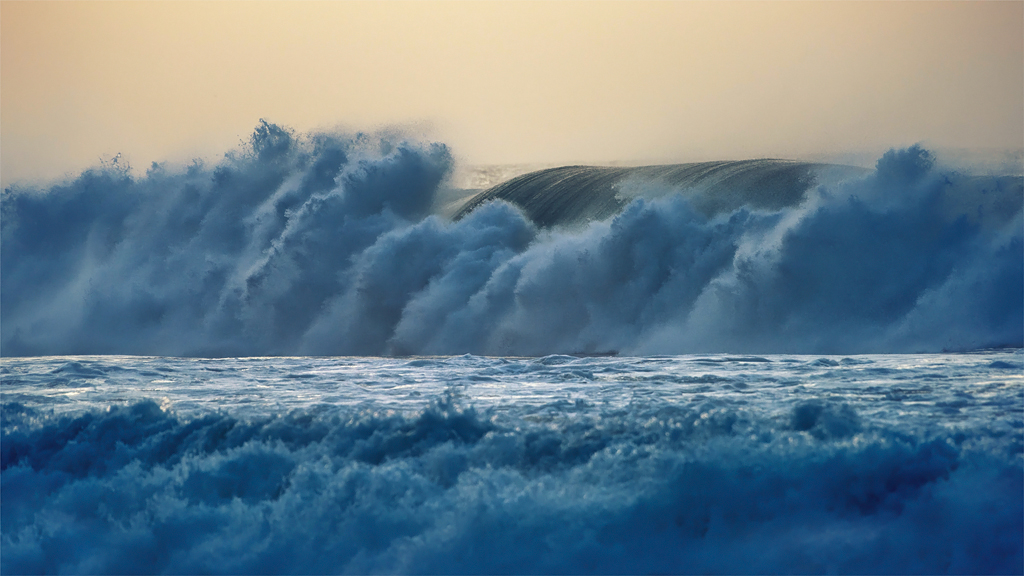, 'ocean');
2,123,1022,573
2,352,1022,573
